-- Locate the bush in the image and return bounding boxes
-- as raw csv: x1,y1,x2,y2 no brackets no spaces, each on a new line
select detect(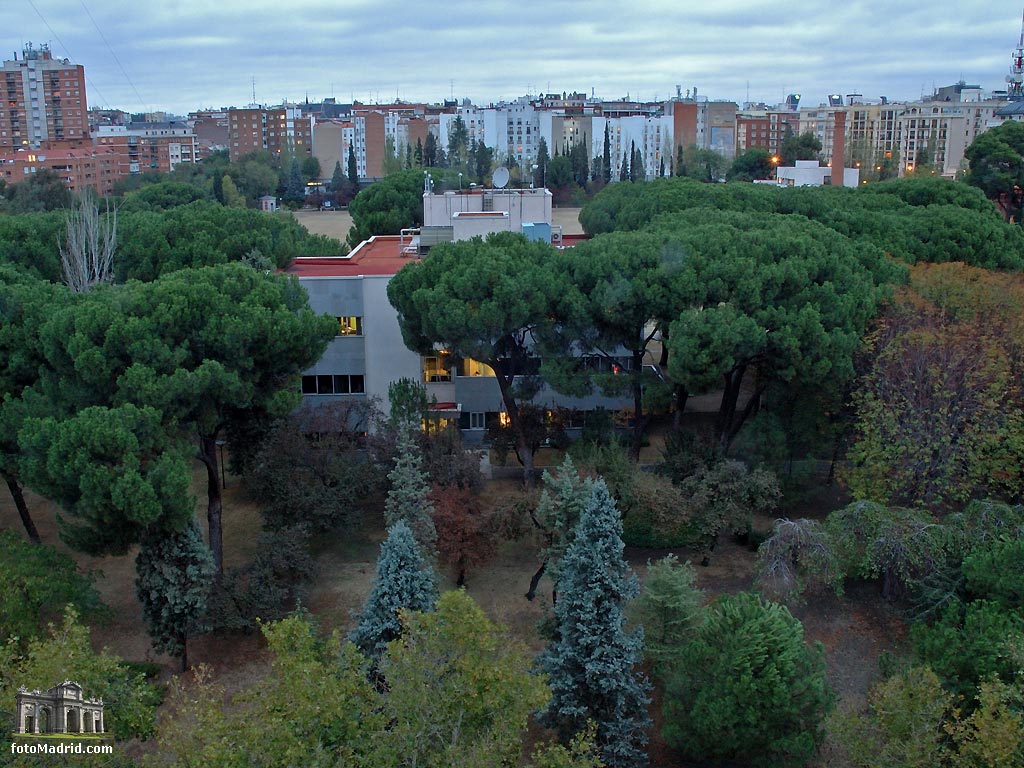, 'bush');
205,525,315,633
663,592,833,768
619,472,694,548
